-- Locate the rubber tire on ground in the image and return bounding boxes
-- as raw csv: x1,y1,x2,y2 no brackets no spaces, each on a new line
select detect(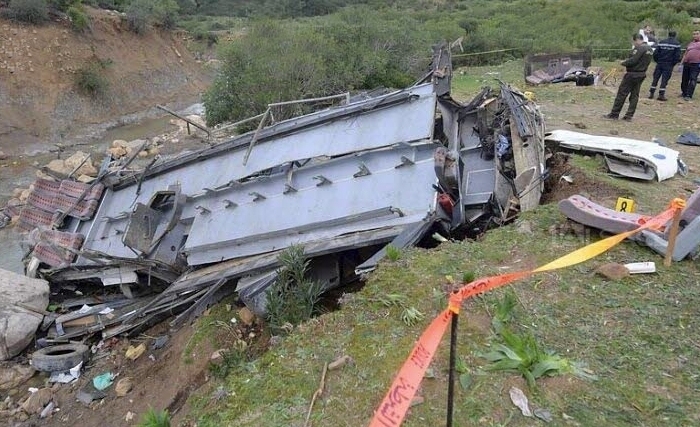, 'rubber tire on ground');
31,343,89,372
